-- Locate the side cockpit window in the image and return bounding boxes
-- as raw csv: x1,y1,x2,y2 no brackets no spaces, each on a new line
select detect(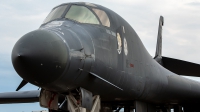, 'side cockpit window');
65,5,100,25
43,5,68,24
92,8,110,27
